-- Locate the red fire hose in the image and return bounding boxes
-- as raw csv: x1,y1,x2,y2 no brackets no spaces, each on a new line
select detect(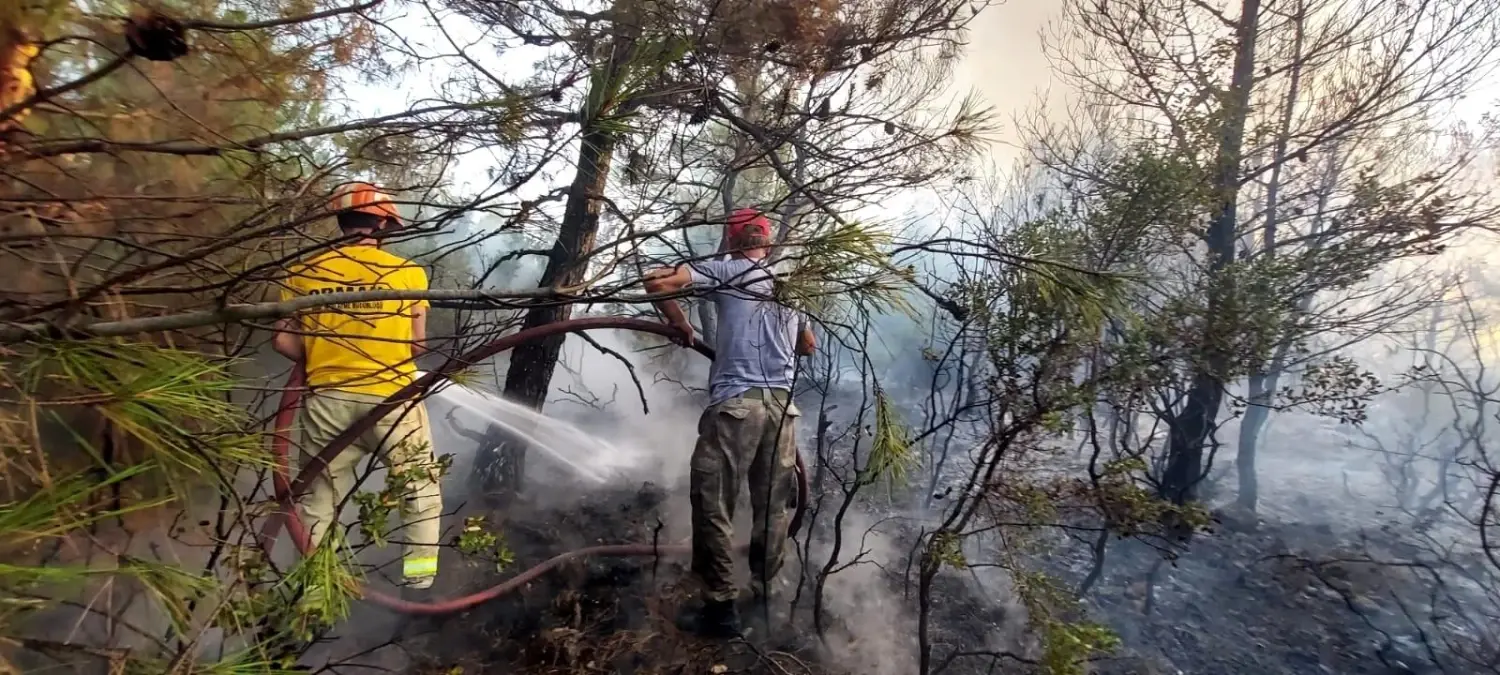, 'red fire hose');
262,317,810,615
